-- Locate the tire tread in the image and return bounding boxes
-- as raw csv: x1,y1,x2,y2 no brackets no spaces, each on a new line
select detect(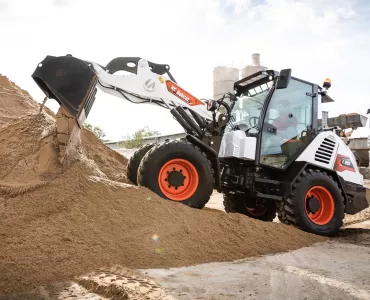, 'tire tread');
137,140,214,208
127,143,157,185
276,168,345,236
